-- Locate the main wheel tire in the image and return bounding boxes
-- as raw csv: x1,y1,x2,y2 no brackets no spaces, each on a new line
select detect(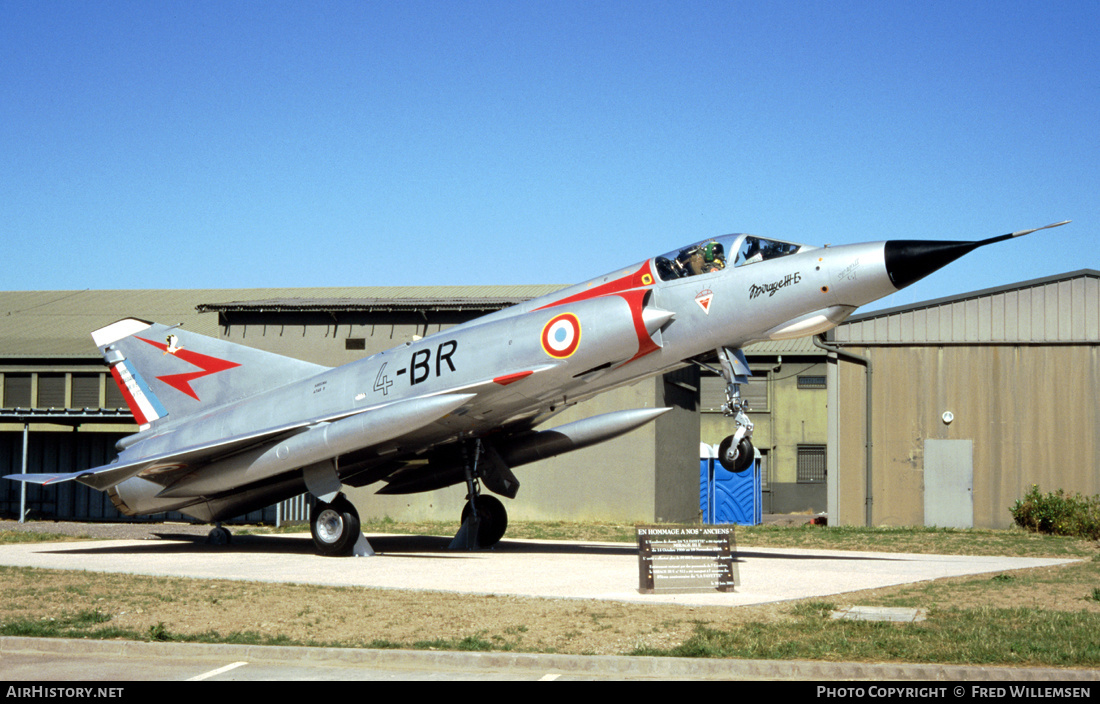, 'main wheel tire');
311,495,361,557
205,526,232,546
718,435,755,473
460,495,508,548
